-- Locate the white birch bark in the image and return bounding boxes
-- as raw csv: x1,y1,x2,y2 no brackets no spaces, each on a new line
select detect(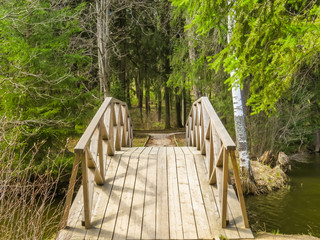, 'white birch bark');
228,2,252,174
